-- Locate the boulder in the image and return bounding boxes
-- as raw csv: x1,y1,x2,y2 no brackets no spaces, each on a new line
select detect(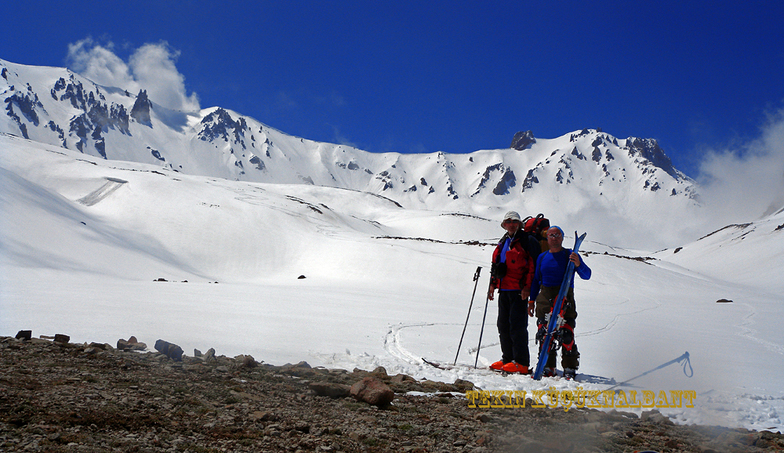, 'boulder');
117,336,147,351
15,330,32,341
350,377,394,407
154,339,183,361
309,382,351,399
